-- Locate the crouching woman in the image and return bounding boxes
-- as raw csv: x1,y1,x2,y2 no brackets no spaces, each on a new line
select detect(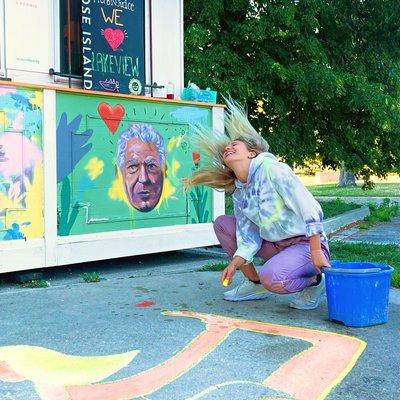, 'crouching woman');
186,100,330,310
